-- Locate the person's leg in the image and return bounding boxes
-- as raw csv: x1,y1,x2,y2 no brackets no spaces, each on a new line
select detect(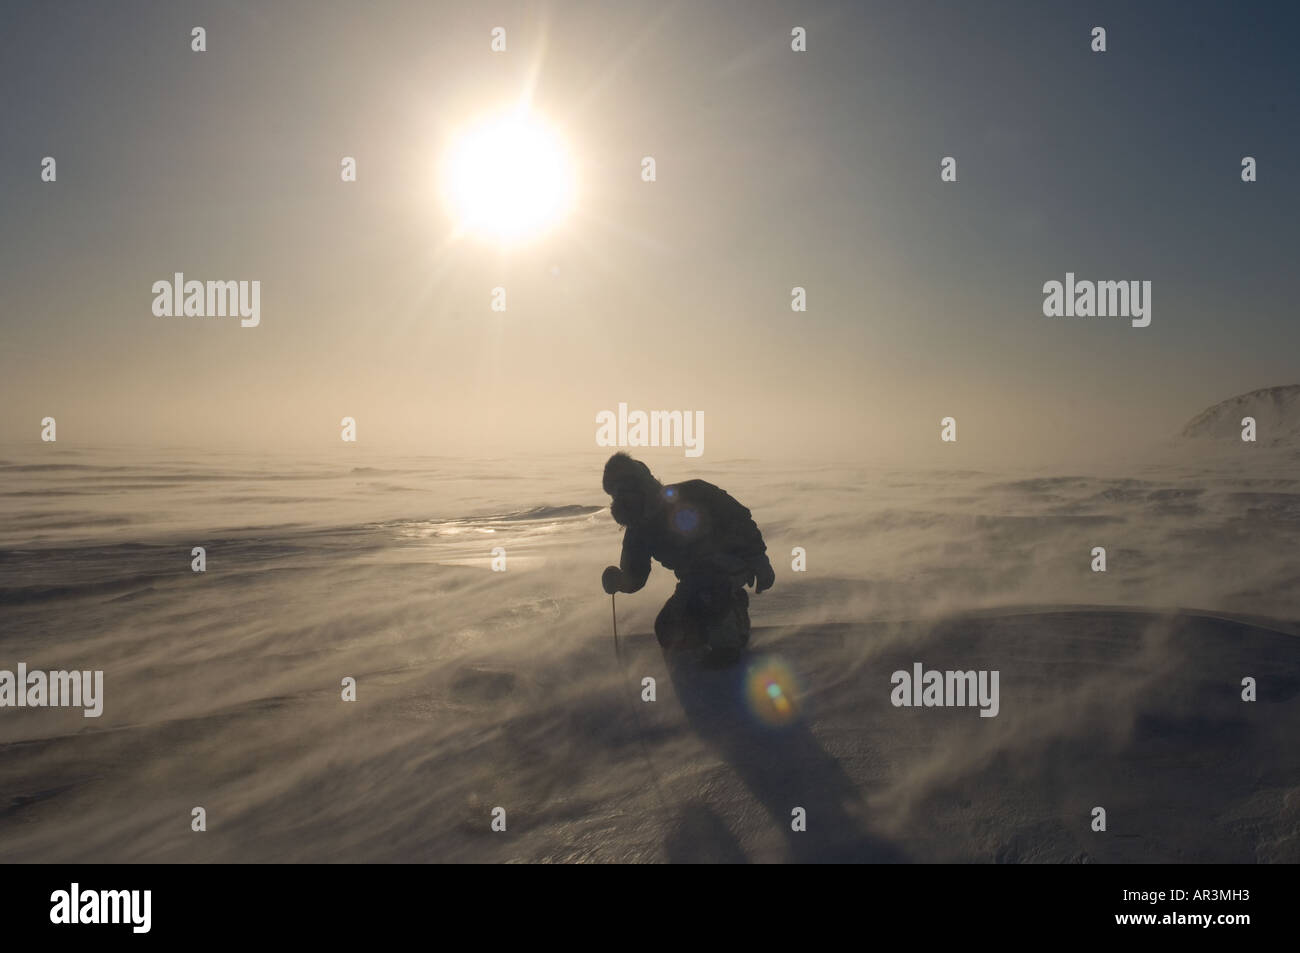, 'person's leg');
655,582,689,648
658,573,750,657
685,573,747,658
663,574,722,650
